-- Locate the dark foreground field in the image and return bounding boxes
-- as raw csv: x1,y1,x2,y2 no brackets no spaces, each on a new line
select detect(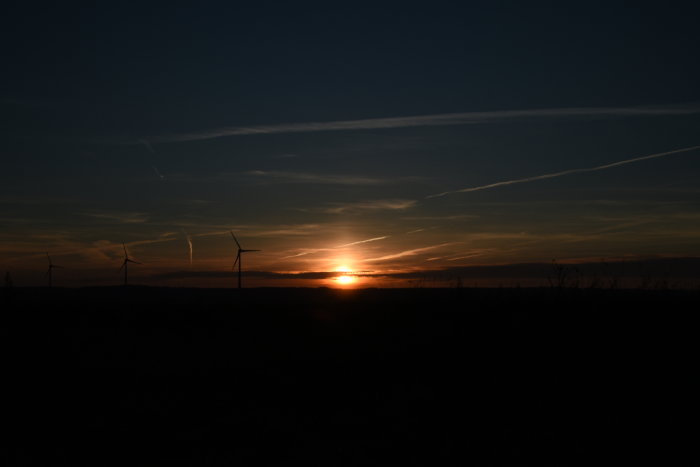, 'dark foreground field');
2,287,698,465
